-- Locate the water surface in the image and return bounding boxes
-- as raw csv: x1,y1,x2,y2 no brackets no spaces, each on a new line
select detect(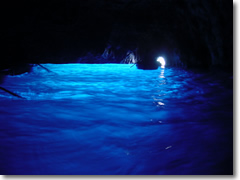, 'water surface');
0,64,233,175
